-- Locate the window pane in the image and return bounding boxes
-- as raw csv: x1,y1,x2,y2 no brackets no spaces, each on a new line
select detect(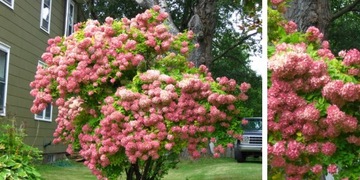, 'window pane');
35,113,43,119
0,51,6,80
0,50,6,113
4,0,11,5
0,82,4,113
45,103,51,119
44,0,50,6
66,2,74,36
69,4,73,16
42,19,49,29
41,0,51,31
